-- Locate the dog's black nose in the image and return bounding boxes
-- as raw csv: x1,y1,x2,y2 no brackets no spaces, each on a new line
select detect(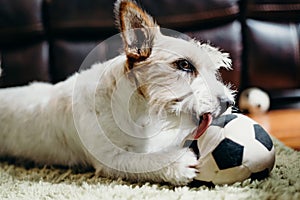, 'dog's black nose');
219,98,234,114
